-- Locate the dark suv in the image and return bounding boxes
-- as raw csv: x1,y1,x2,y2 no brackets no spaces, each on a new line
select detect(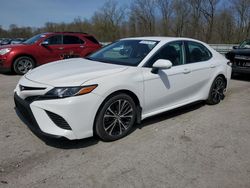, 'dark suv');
226,39,250,74
0,32,101,74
